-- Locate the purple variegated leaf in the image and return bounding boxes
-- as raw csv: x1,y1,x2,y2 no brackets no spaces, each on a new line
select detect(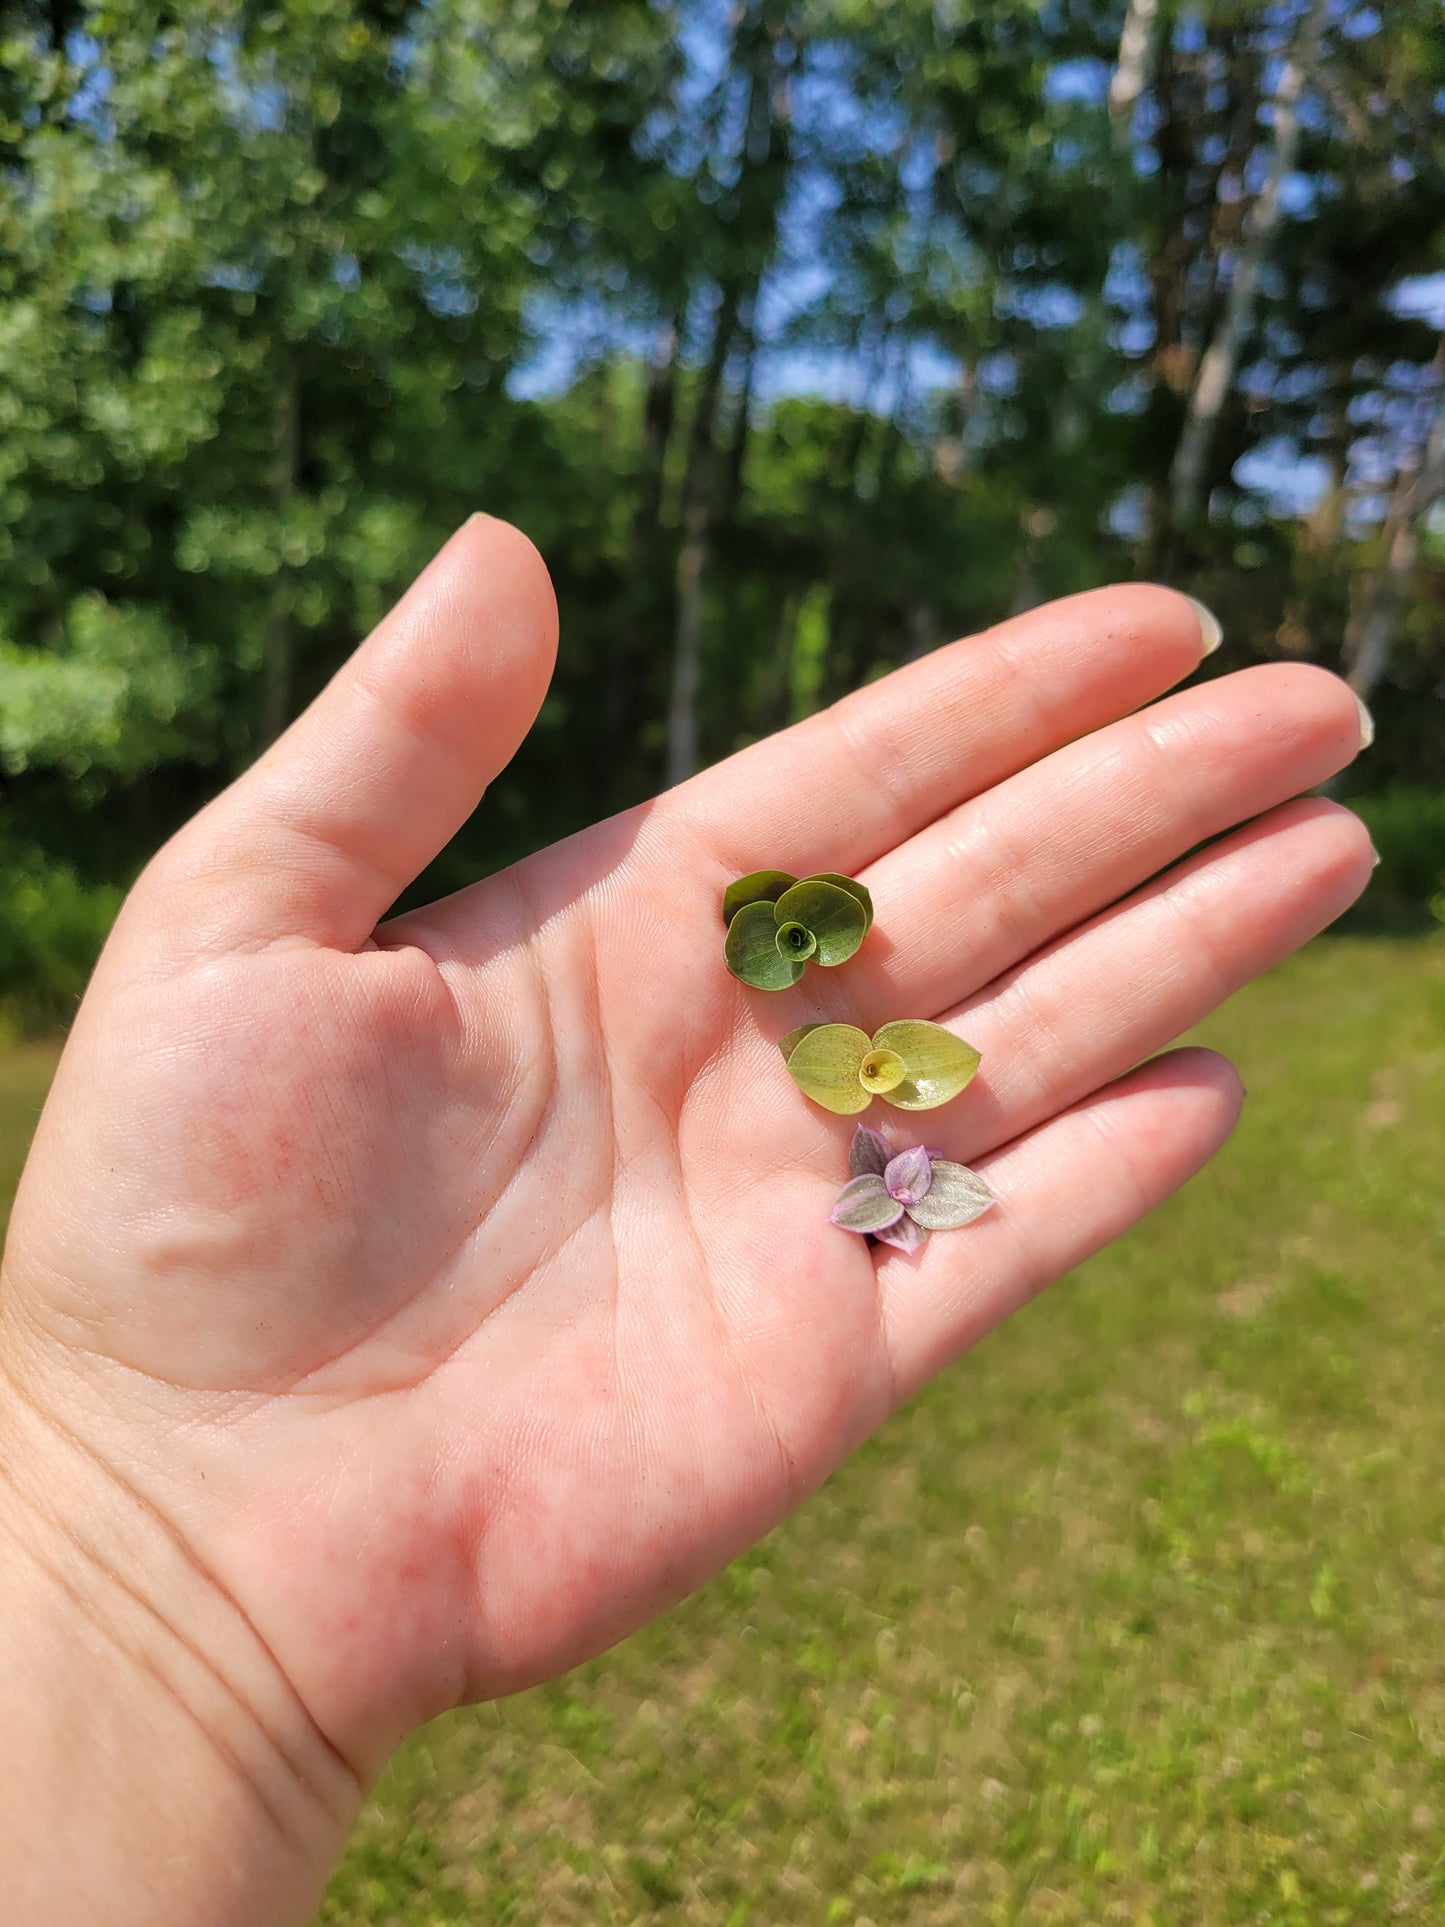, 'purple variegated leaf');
884,1145,933,1206
848,1124,892,1179
905,1159,994,1229
829,1174,906,1234
874,1213,929,1255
